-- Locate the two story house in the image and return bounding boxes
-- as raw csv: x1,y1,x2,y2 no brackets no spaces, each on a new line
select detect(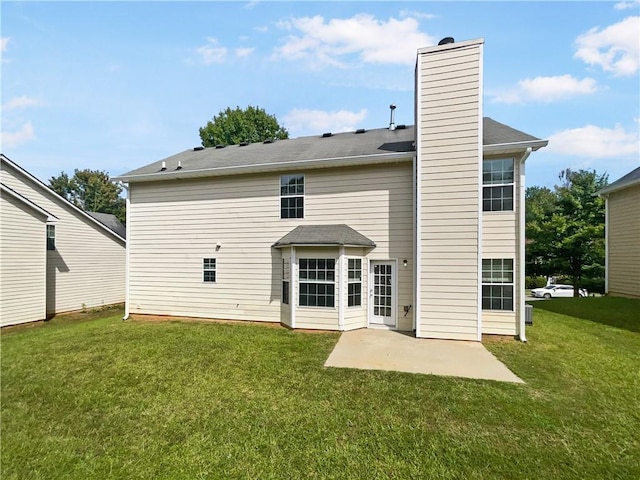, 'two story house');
1,155,126,326
116,38,548,341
